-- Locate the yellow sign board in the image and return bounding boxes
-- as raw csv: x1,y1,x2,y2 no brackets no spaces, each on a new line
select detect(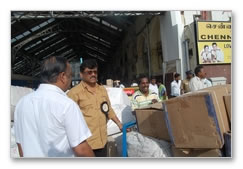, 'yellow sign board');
197,21,232,64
